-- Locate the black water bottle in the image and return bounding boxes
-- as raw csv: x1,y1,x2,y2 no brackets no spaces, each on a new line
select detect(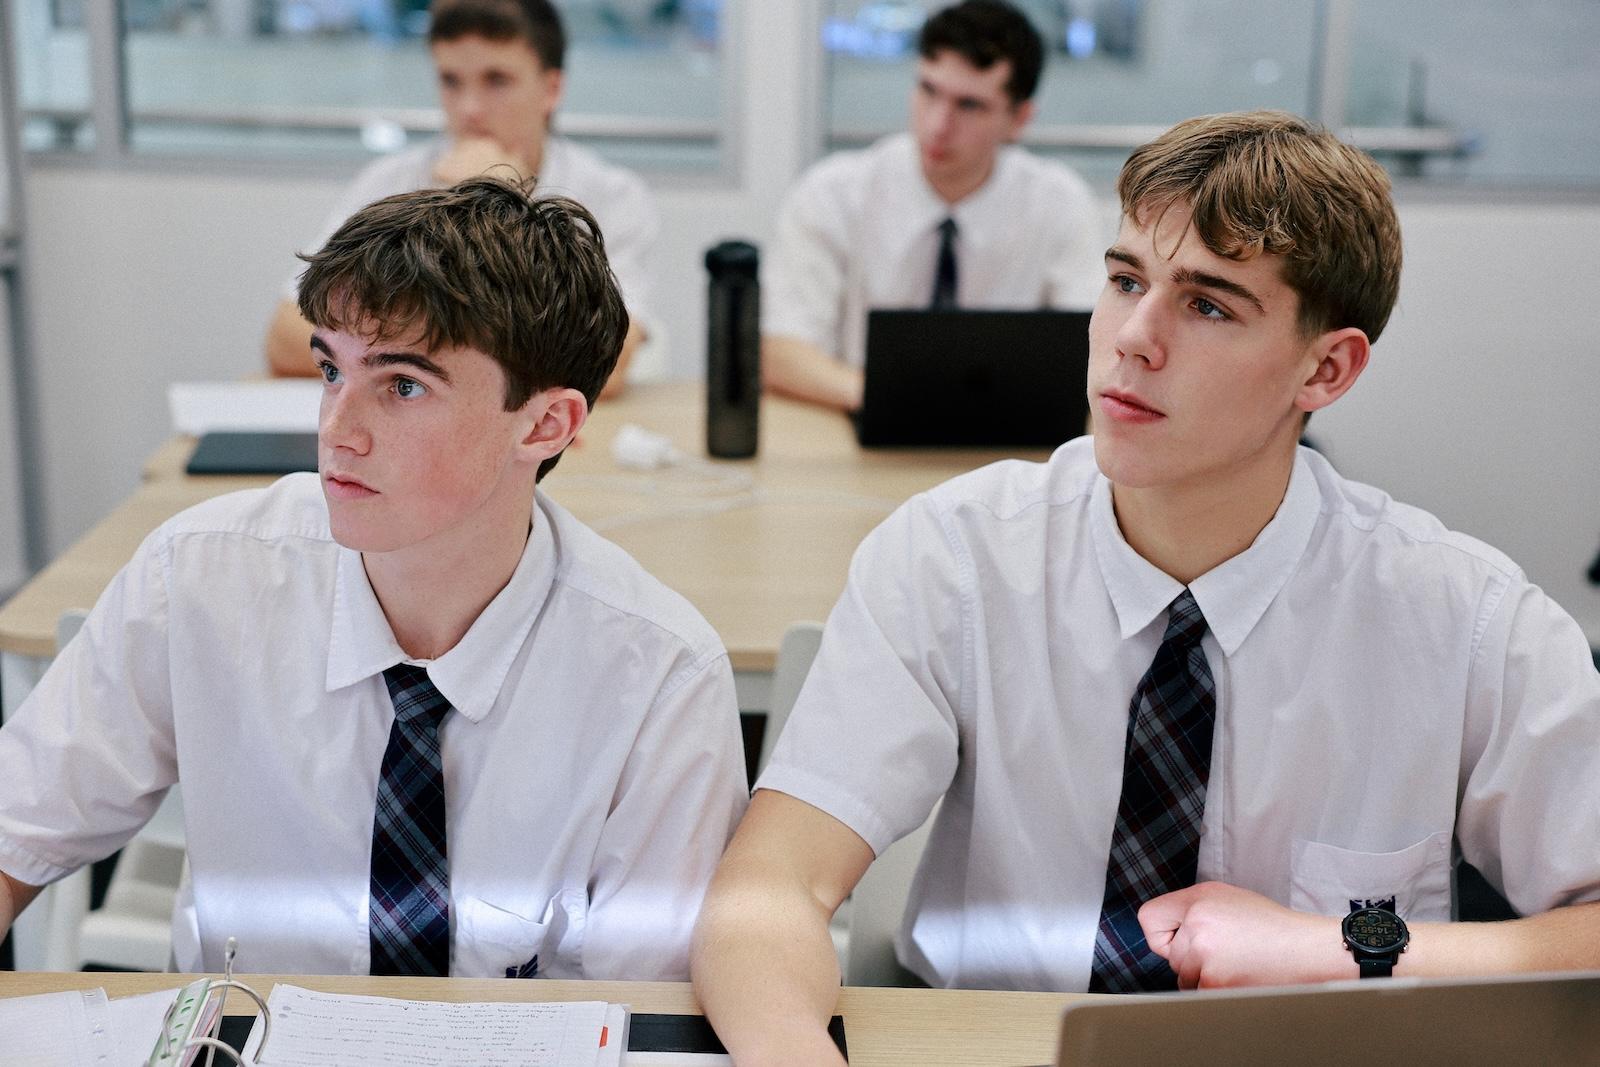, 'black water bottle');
705,240,760,459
